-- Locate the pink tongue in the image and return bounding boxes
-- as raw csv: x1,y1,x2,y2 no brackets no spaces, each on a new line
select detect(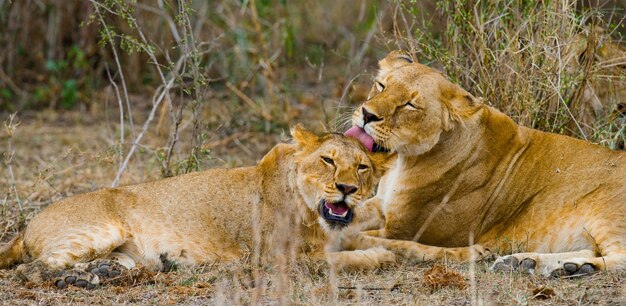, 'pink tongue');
324,202,349,215
344,126,374,152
